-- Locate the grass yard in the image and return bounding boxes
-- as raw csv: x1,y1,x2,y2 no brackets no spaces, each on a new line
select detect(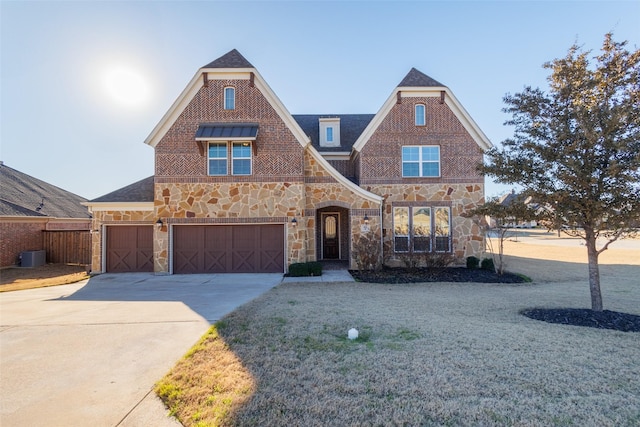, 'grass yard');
0,264,89,292
157,266,639,425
